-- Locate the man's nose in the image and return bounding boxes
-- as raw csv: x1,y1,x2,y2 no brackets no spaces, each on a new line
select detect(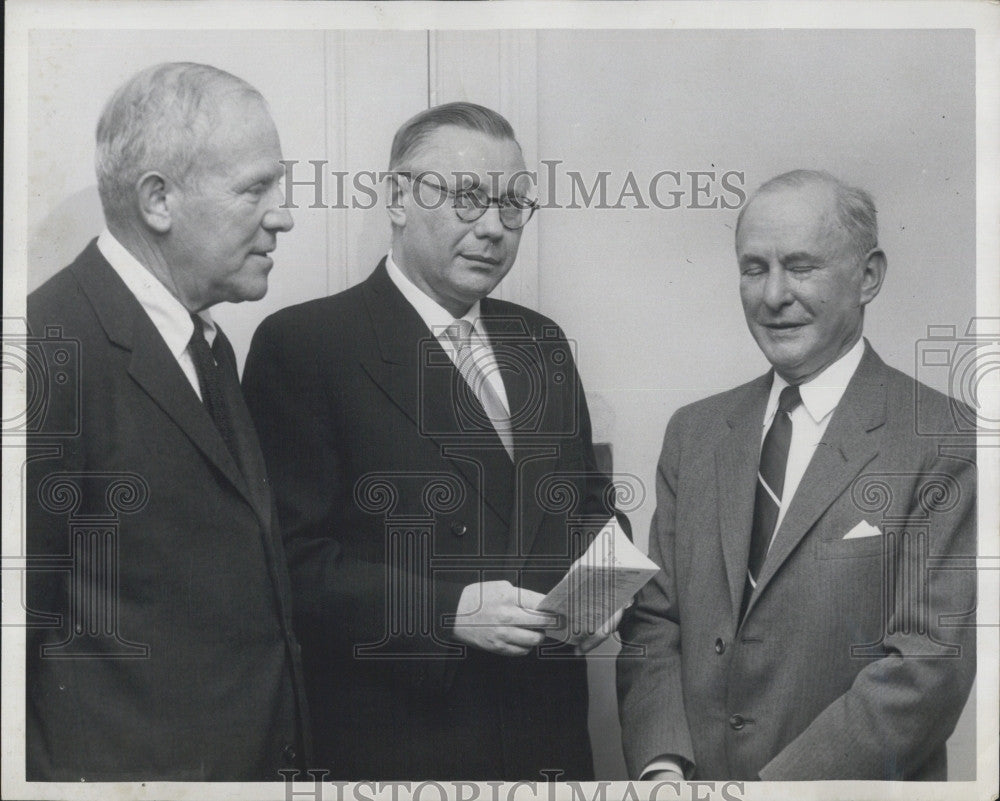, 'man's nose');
762,266,792,309
472,204,505,239
263,205,295,233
